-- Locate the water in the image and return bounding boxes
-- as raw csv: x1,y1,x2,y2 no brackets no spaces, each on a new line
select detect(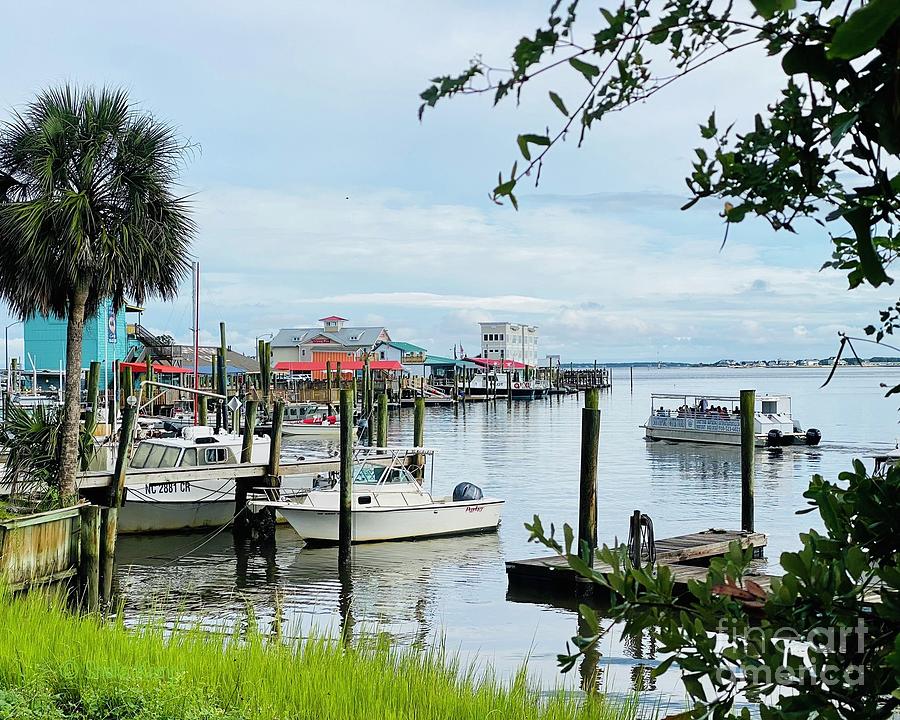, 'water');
114,366,900,707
